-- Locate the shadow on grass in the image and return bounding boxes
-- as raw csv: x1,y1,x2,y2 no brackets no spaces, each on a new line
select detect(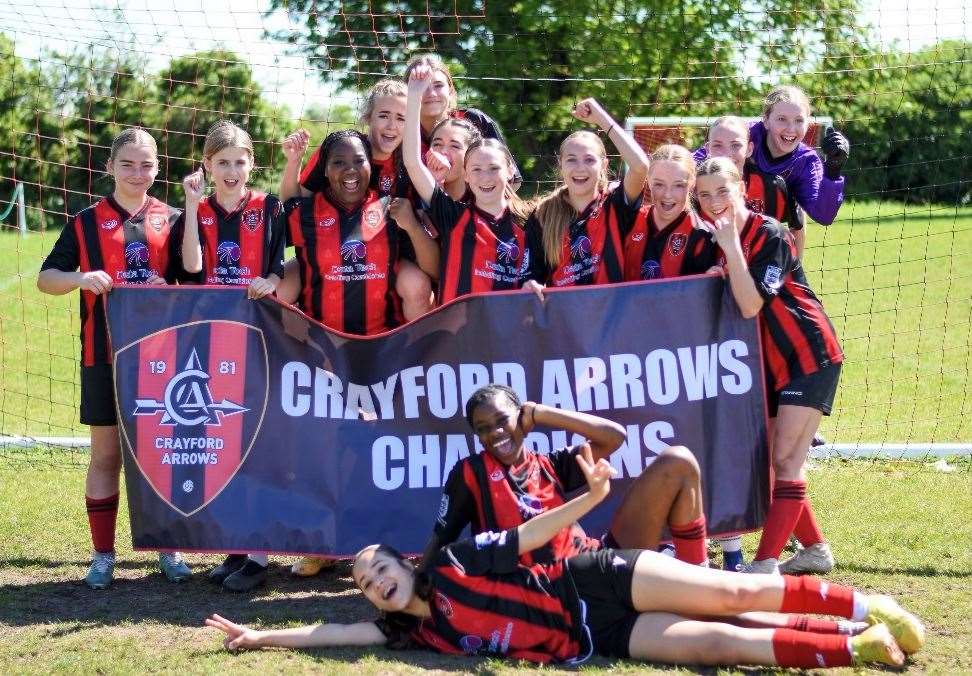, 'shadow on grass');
0,562,359,629
839,562,972,578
